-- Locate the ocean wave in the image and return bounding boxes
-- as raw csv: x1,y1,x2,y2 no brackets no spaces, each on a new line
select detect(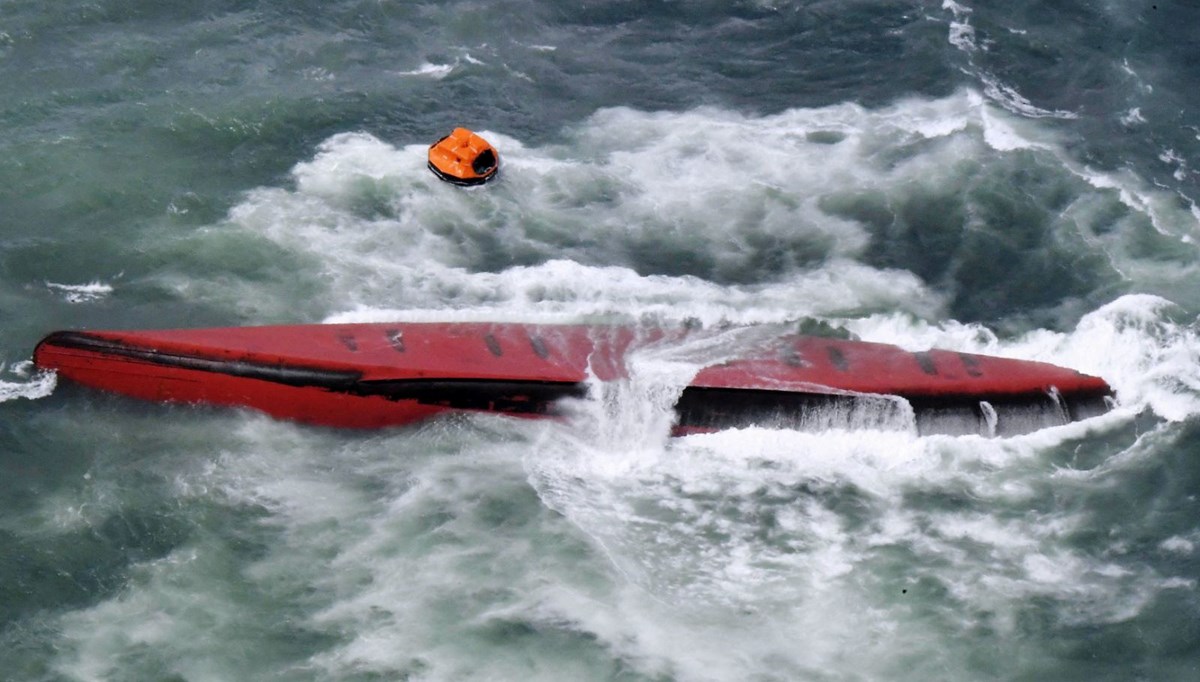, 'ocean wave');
0,361,56,403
